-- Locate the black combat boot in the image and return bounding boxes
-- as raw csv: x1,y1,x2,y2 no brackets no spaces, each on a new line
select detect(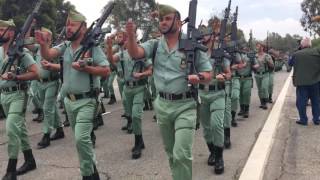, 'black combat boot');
148,99,153,110
97,114,104,127
243,105,249,118
268,94,273,103
237,104,245,116
2,159,17,180
50,127,65,141
224,128,231,149
92,164,100,180
16,149,36,175
32,109,43,123
91,131,96,148
63,114,70,127
127,117,133,134
261,98,268,110
214,146,224,175
82,175,93,180
121,115,129,130
32,108,41,114
107,95,116,105
0,104,6,119
37,133,50,149
132,135,145,159
231,111,237,127
143,100,150,111
206,143,215,166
